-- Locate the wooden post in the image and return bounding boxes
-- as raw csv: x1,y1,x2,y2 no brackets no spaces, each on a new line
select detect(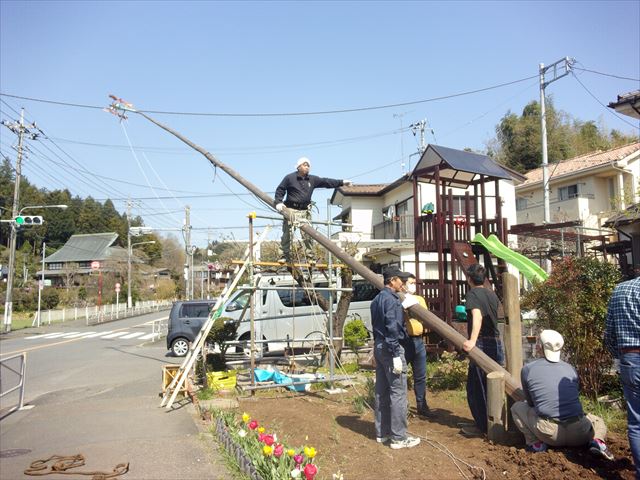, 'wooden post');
487,371,507,444
502,272,523,380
